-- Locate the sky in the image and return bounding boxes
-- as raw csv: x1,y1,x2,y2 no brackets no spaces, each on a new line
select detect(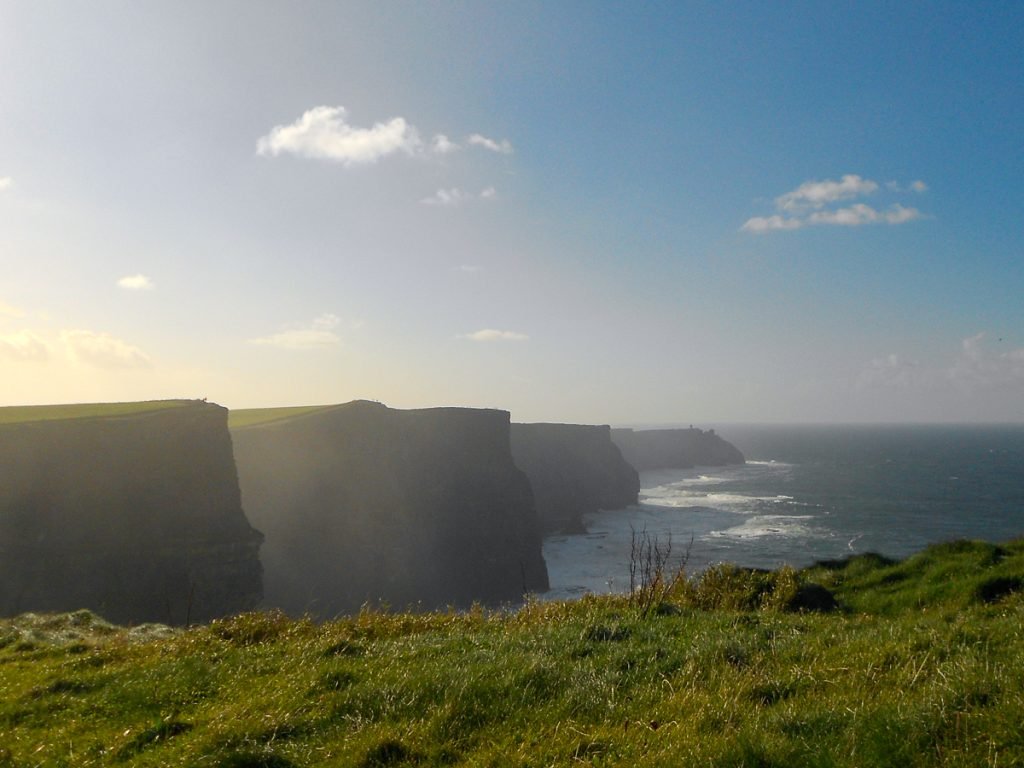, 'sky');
1,1,1022,424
